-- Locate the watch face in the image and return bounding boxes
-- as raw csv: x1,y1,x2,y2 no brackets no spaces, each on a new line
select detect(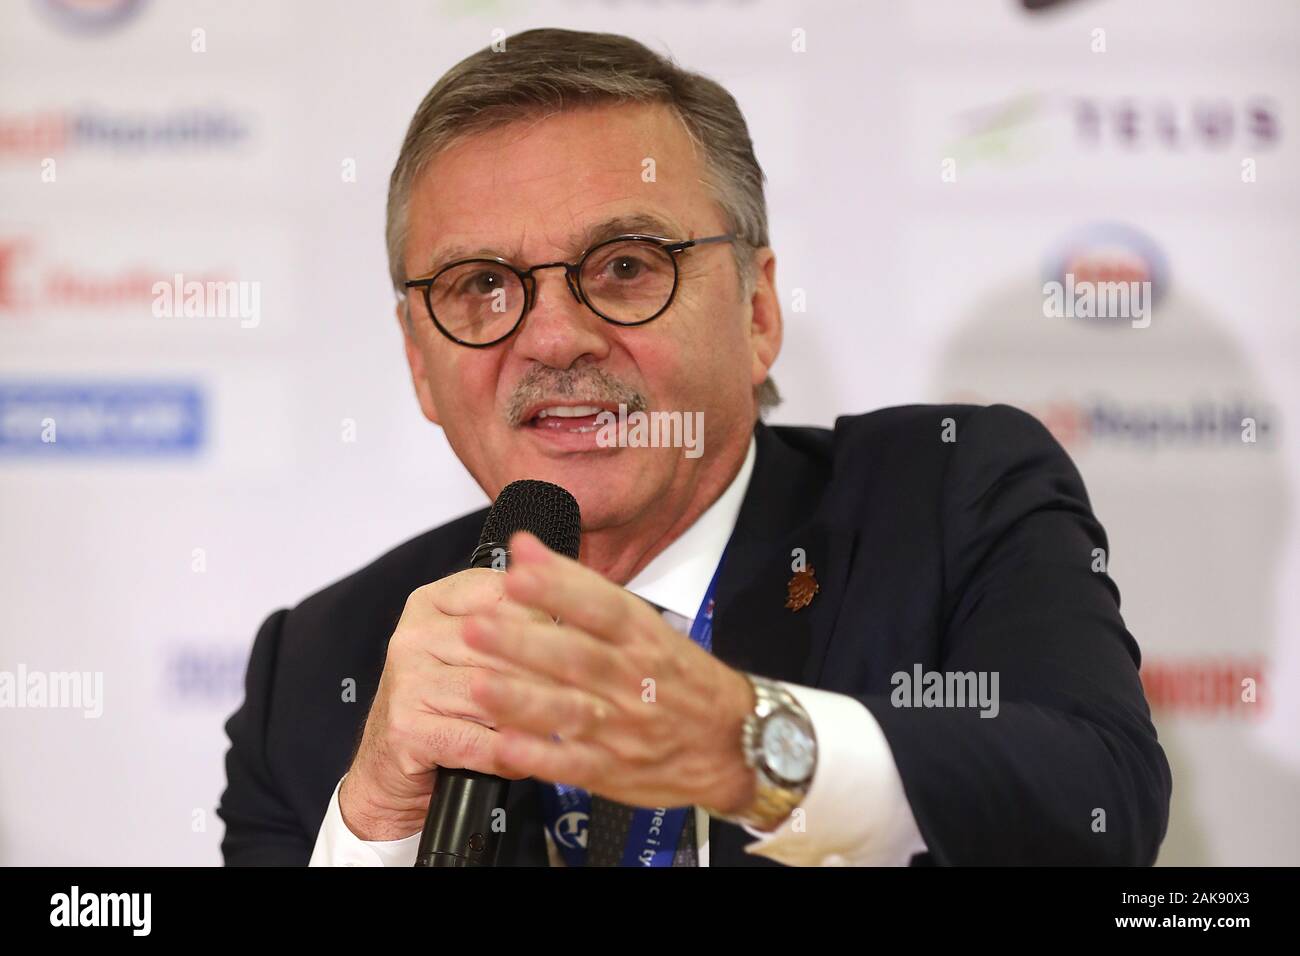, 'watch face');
761,713,816,784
